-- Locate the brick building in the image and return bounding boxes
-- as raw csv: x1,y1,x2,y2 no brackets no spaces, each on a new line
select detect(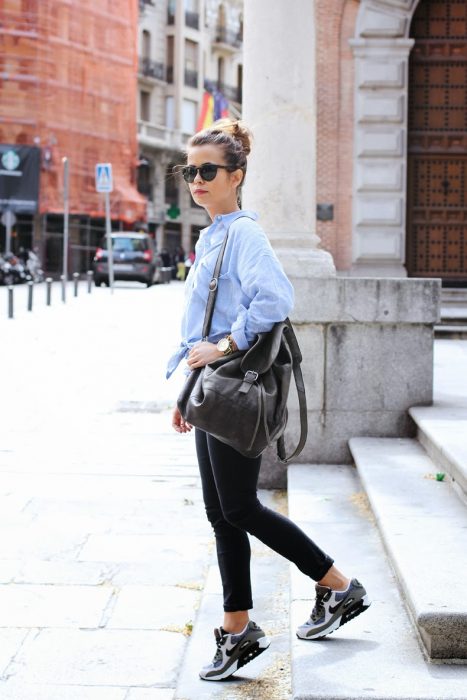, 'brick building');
314,0,466,283
0,0,146,273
